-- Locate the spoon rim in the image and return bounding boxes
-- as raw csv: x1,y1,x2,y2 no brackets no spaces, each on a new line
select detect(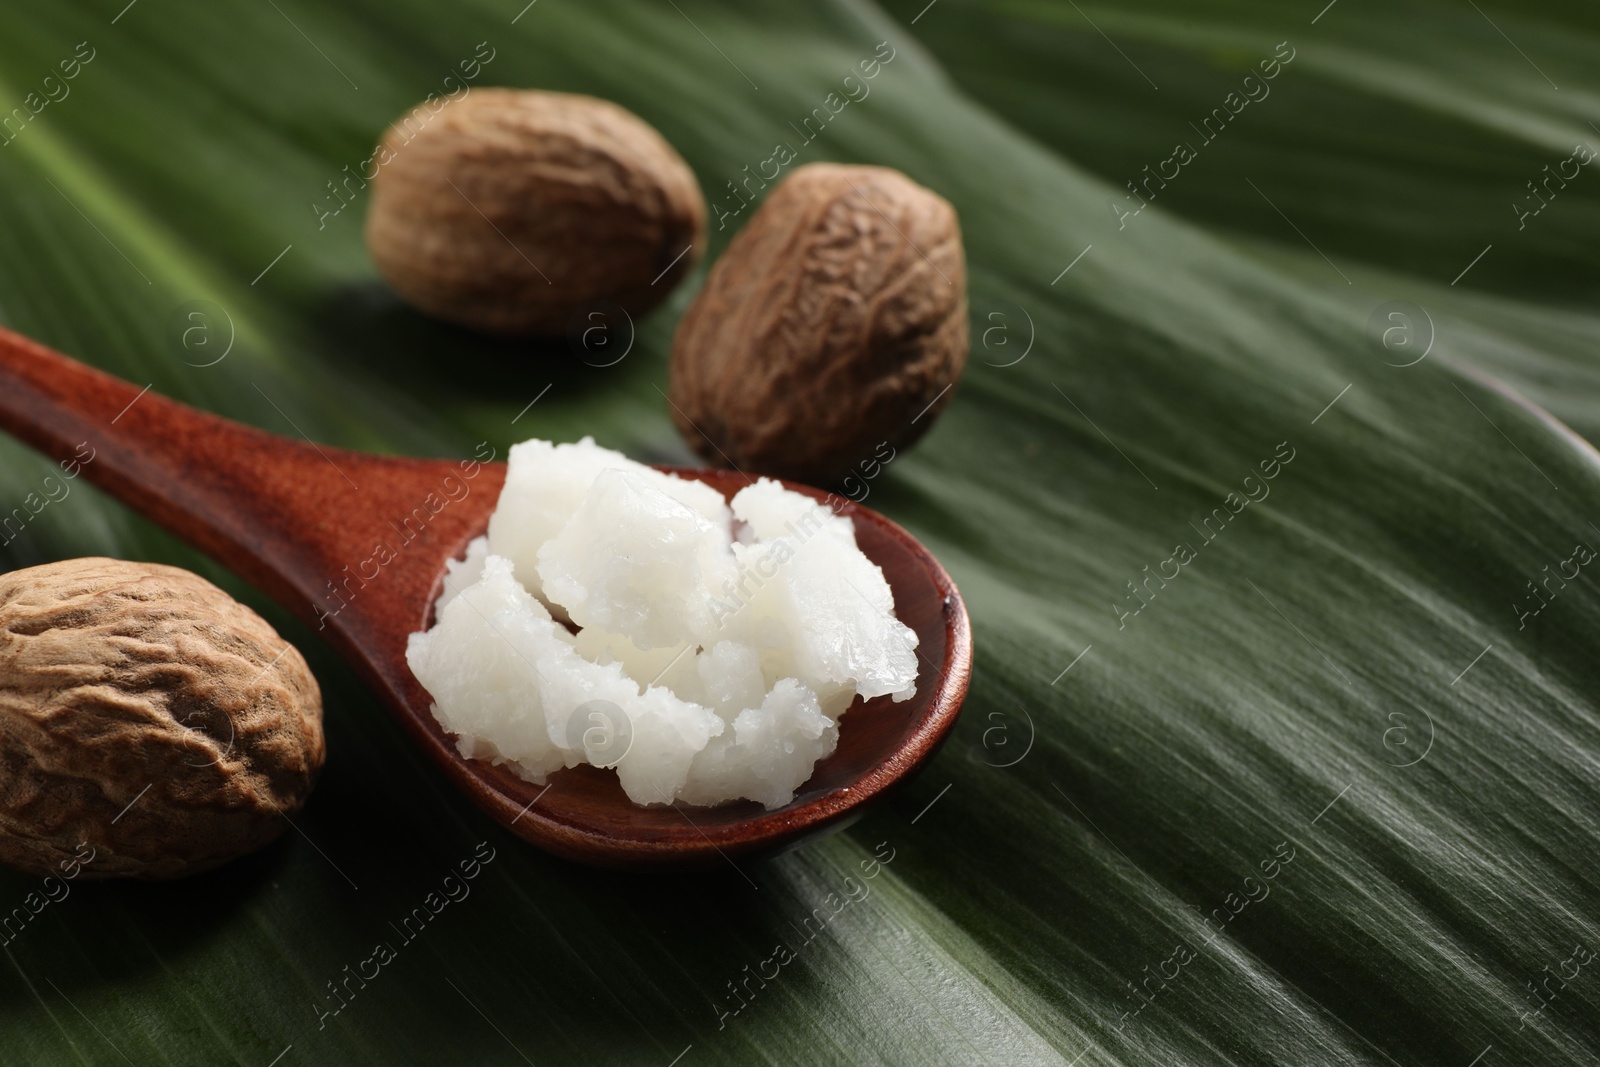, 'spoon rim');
417,465,973,867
